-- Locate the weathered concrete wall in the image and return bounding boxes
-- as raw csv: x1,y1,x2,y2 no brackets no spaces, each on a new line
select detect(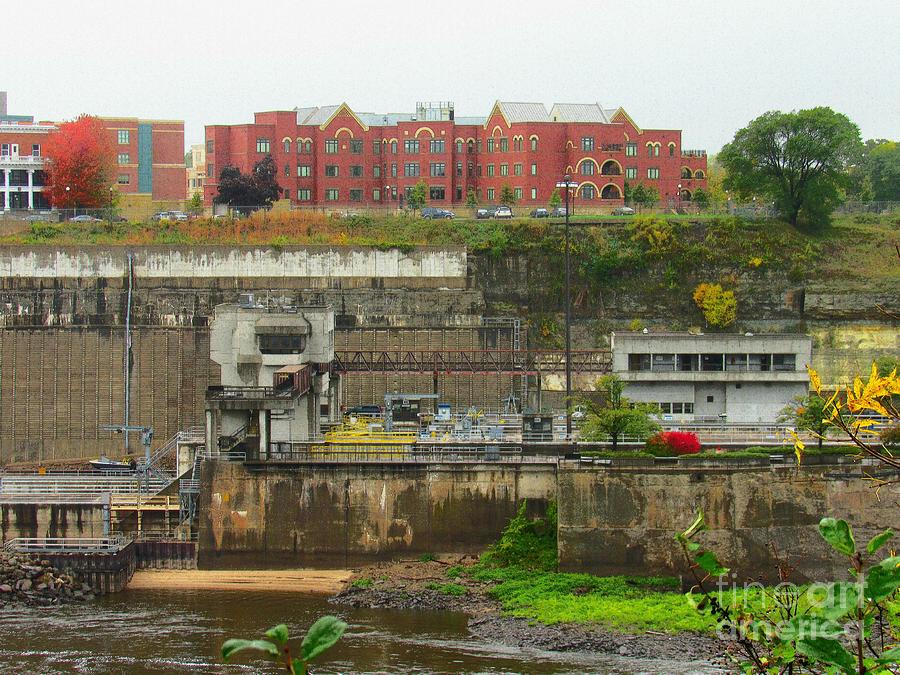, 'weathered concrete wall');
0,502,106,540
557,465,900,582
0,246,468,280
197,461,557,569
